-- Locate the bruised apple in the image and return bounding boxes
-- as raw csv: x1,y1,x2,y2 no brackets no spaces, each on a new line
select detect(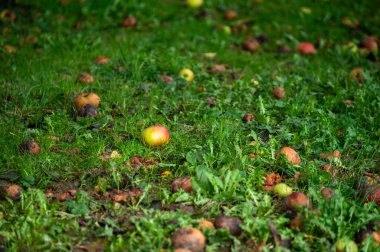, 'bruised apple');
142,125,170,147
74,92,100,109
275,147,301,165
